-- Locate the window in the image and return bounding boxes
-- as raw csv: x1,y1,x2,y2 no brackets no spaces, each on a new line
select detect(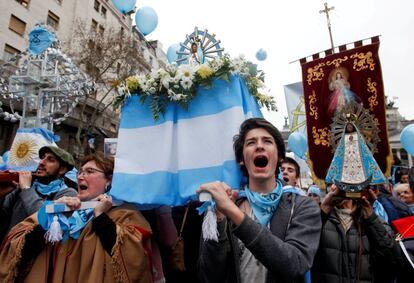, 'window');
15,0,30,8
101,6,107,17
9,15,26,36
98,25,105,36
94,0,100,12
46,11,60,30
3,44,20,62
91,19,98,31
119,27,124,39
